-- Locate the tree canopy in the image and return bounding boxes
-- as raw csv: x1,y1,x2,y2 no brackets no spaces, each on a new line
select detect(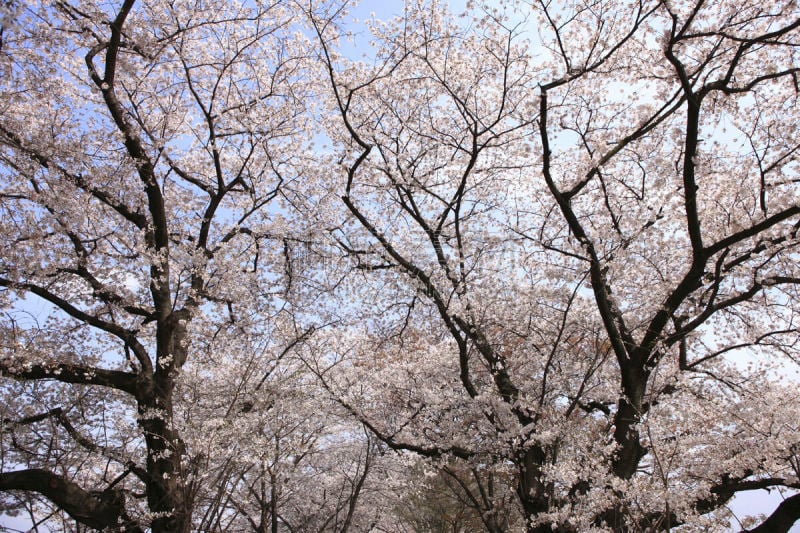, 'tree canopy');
1,0,799,531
